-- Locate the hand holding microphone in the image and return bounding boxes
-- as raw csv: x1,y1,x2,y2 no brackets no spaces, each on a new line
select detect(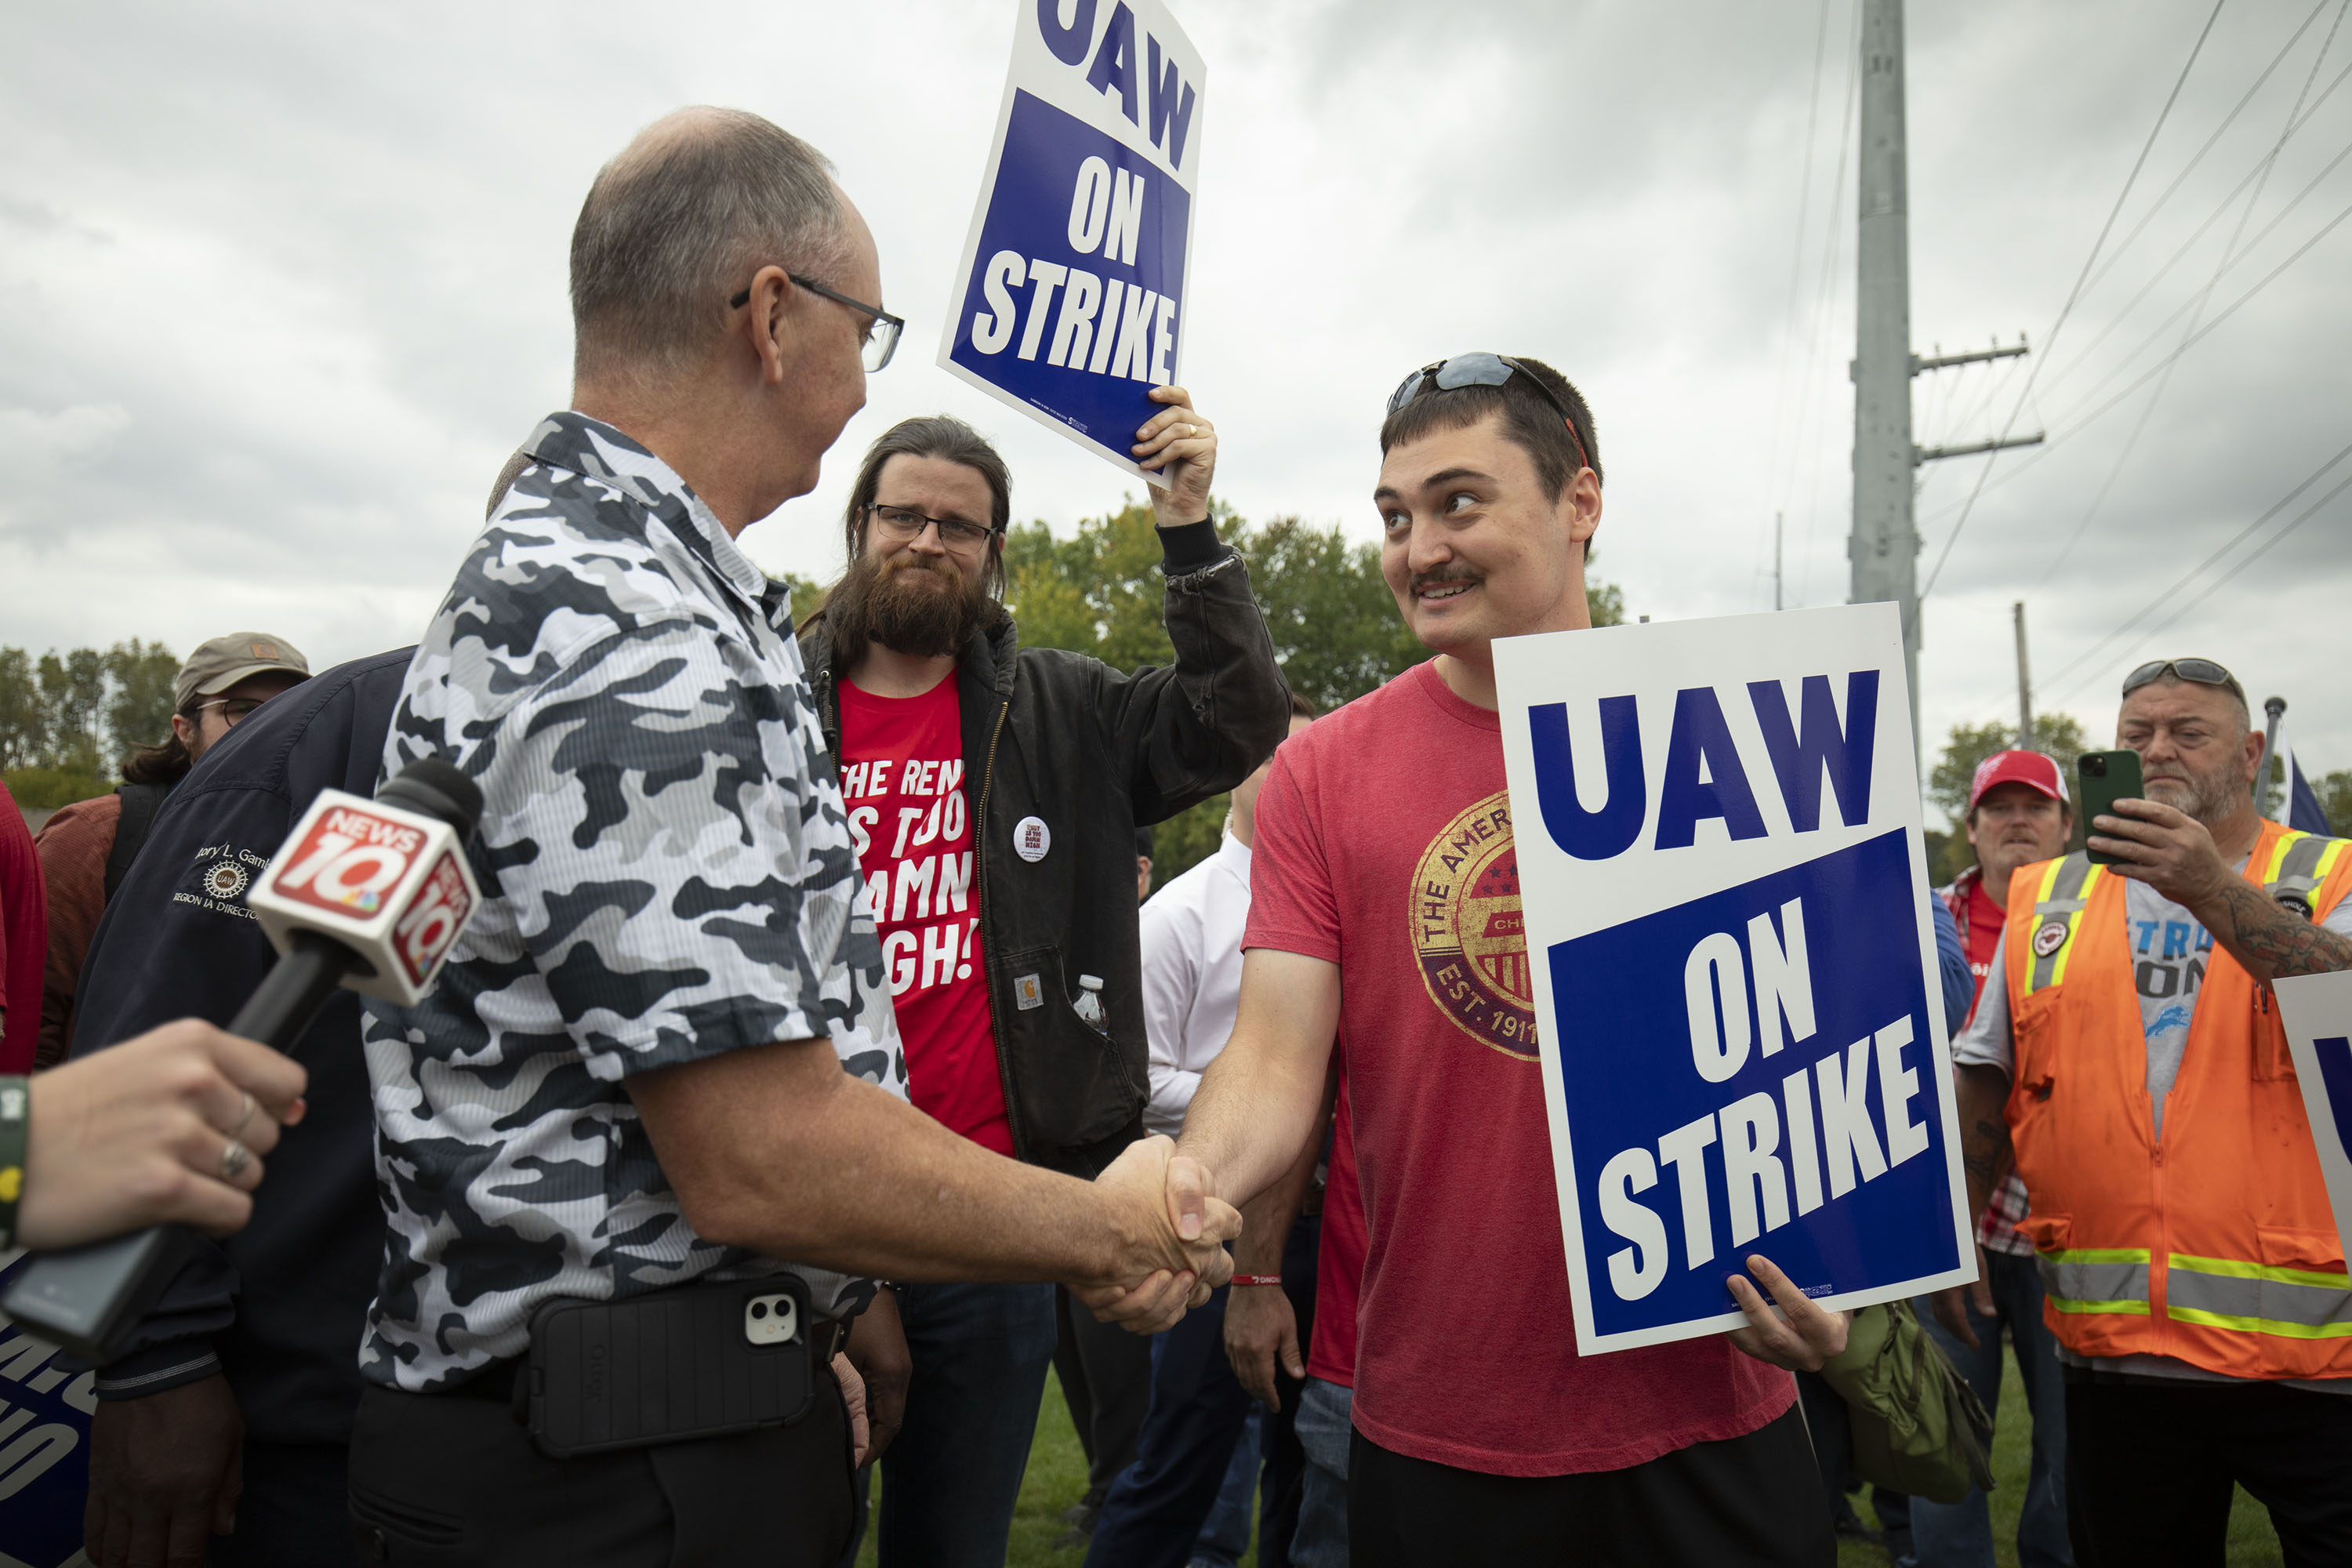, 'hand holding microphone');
2,758,485,1360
